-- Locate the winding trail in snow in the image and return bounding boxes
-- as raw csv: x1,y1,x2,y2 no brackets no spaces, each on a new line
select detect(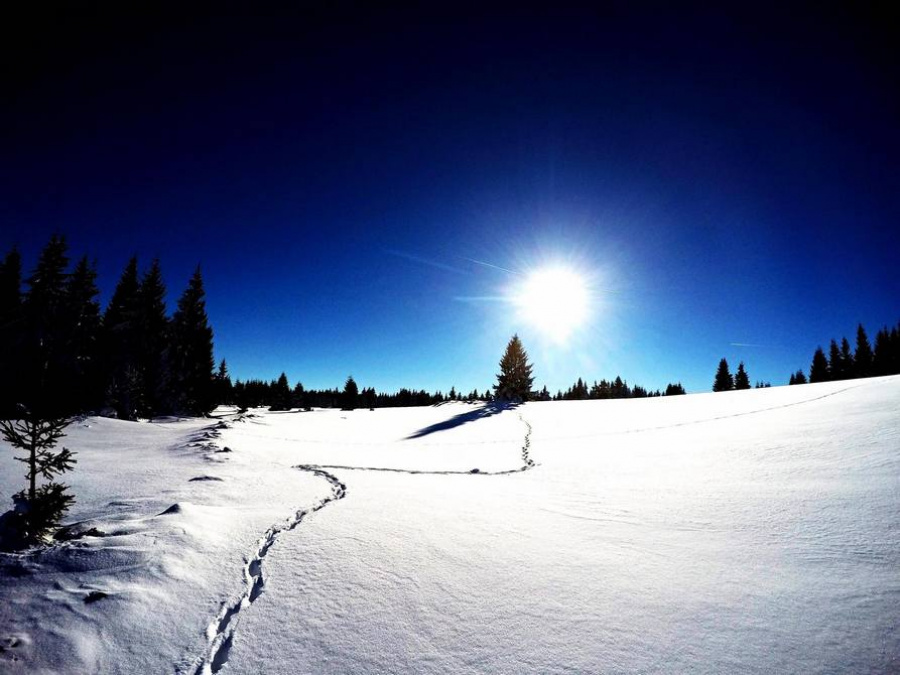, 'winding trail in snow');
191,465,347,675
185,408,534,674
